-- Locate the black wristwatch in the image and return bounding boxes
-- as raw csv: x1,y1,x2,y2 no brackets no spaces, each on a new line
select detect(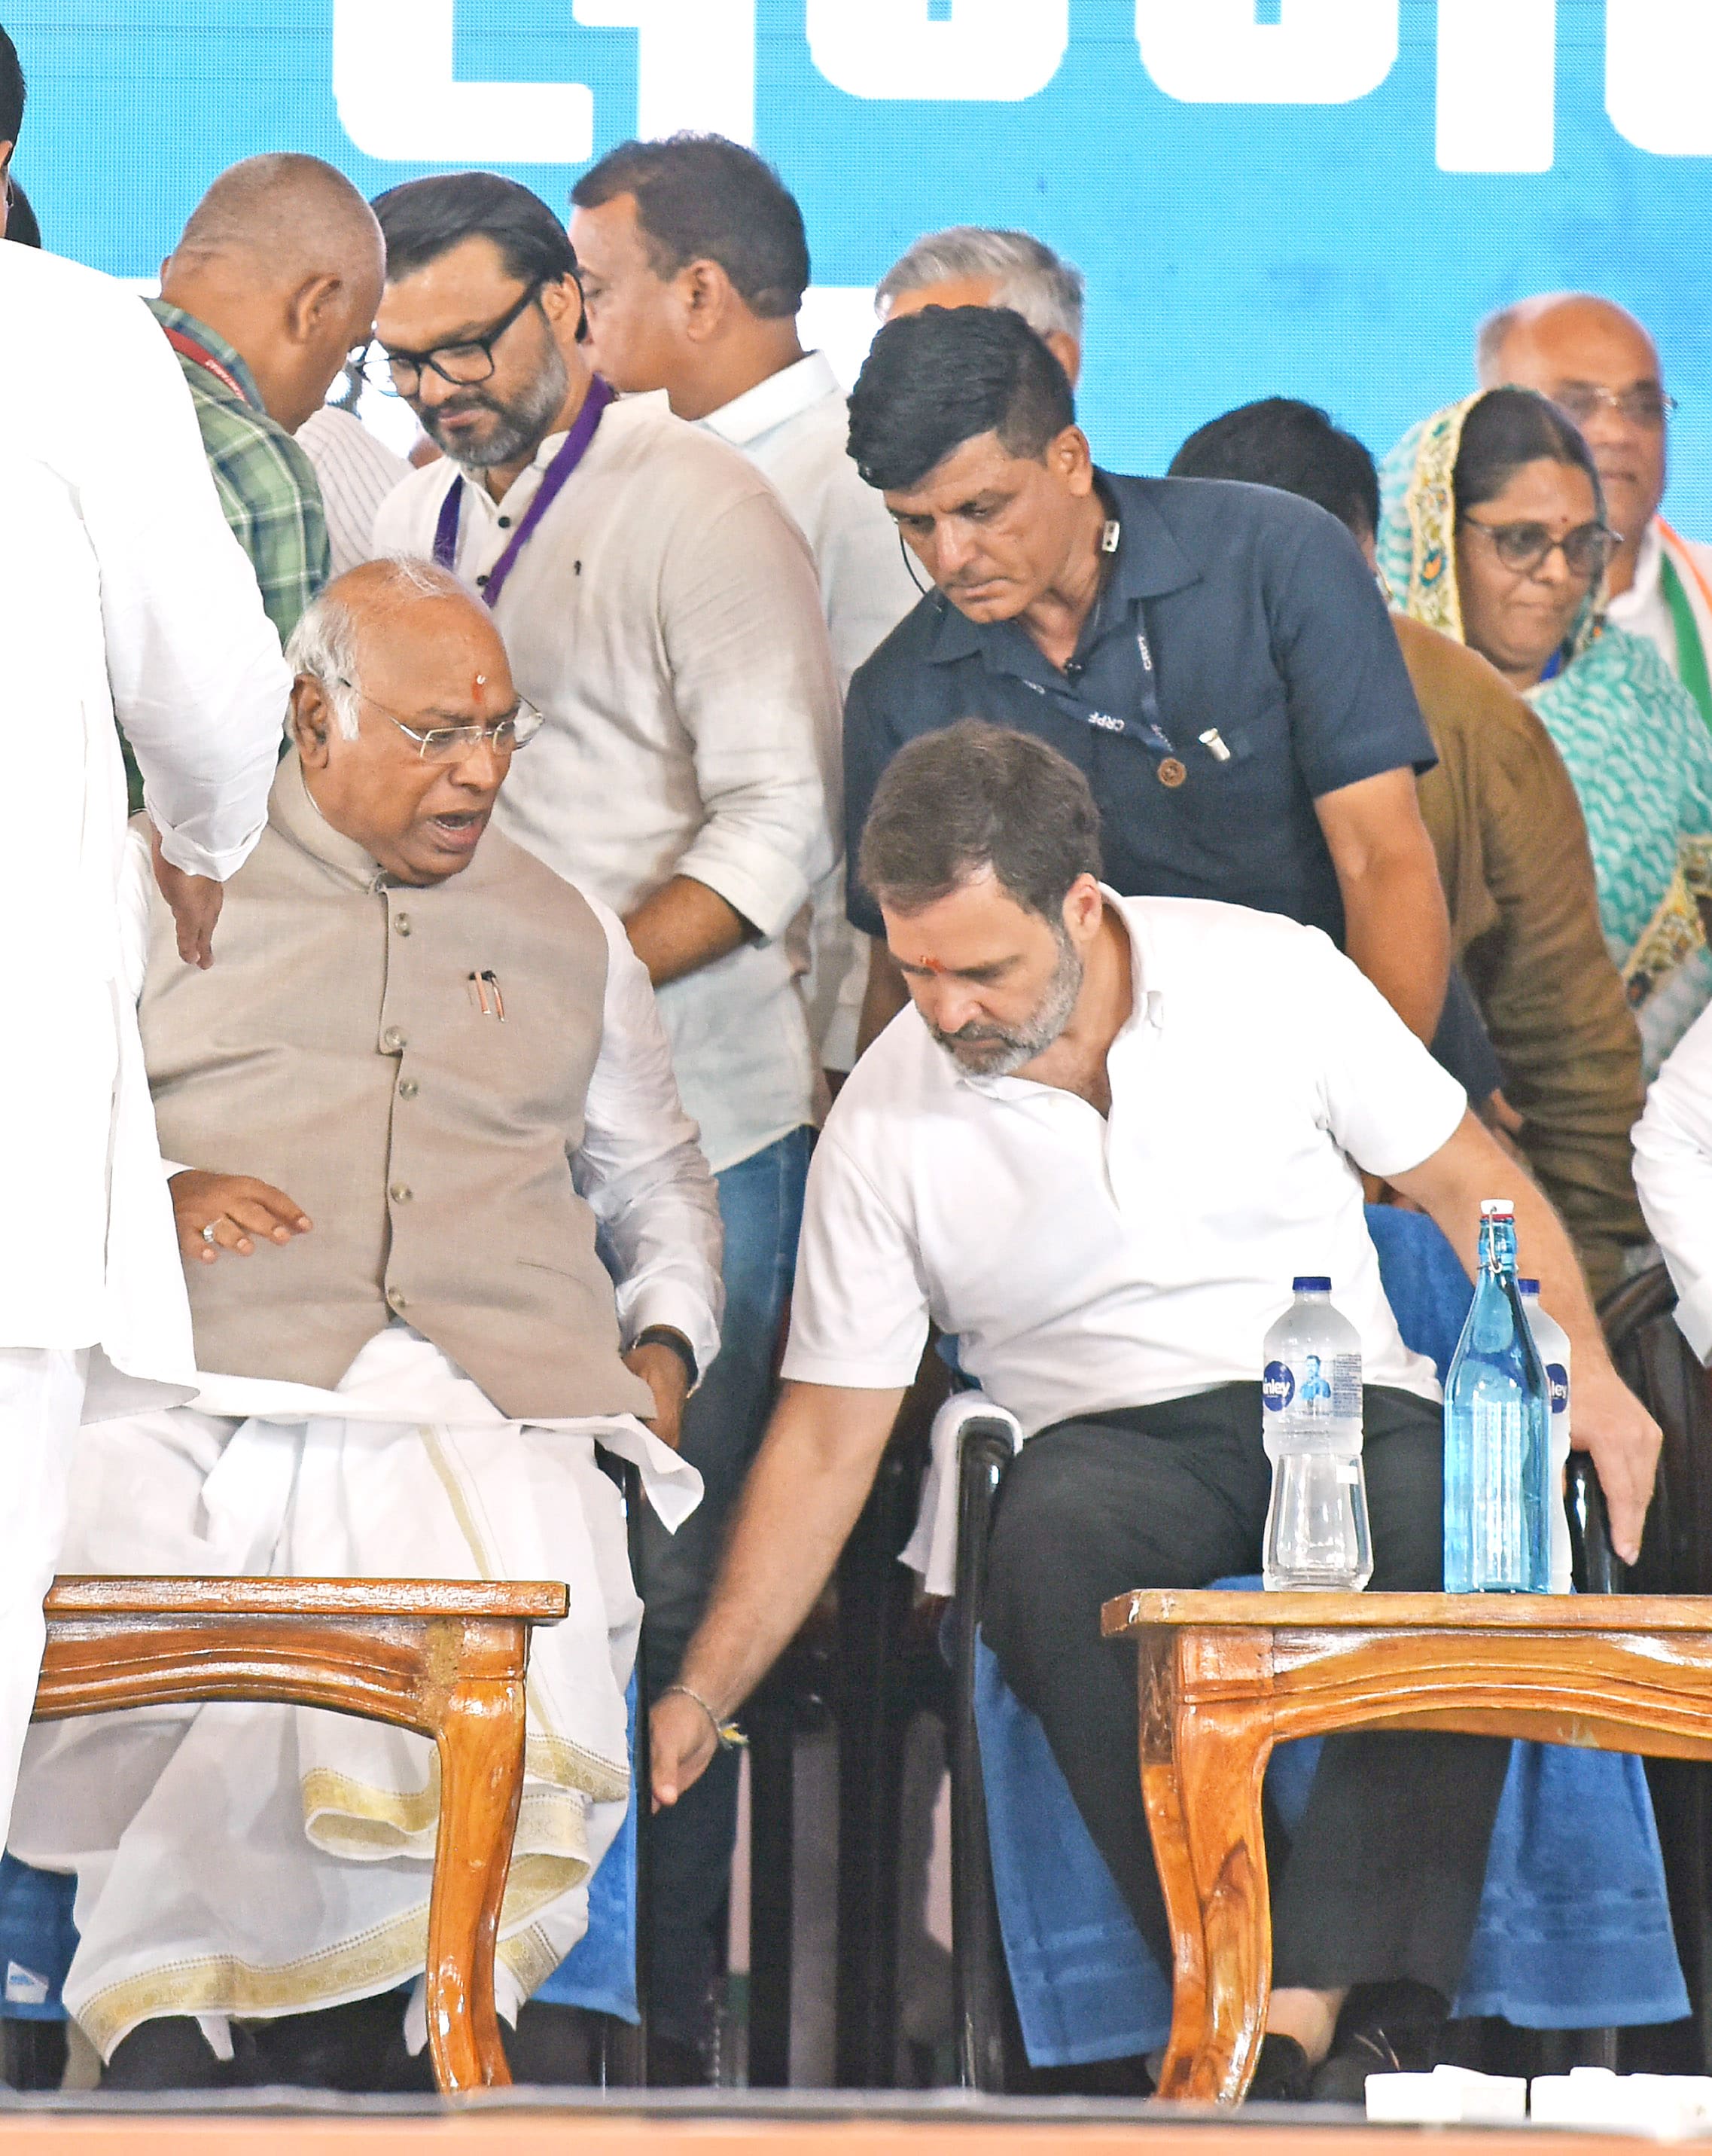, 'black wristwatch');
634,1325,698,1389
